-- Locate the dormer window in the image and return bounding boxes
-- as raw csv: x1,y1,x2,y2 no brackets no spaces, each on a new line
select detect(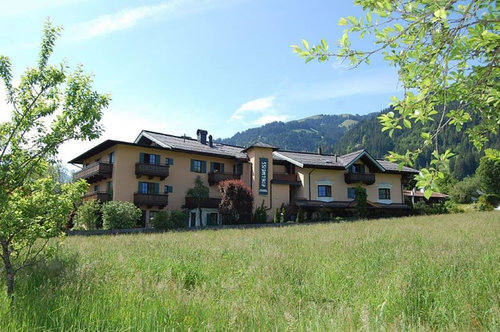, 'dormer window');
139,153,161,165
351,164,365,174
